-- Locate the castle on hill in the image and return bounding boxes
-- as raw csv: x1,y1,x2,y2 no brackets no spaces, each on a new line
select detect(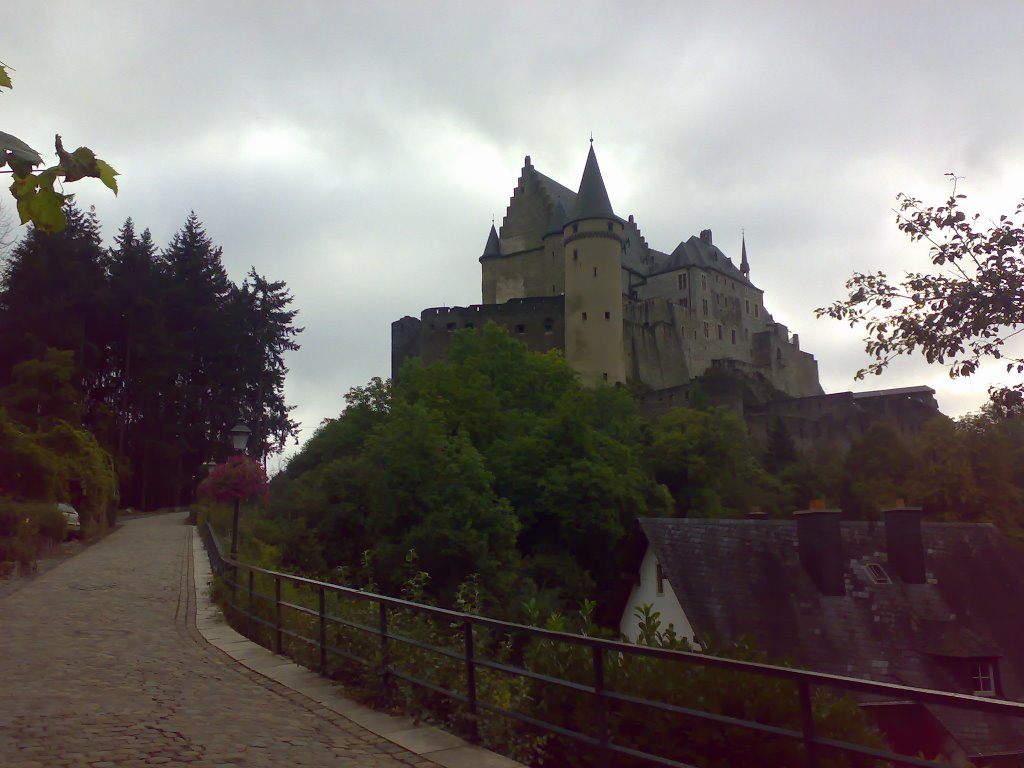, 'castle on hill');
392,143,823,399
